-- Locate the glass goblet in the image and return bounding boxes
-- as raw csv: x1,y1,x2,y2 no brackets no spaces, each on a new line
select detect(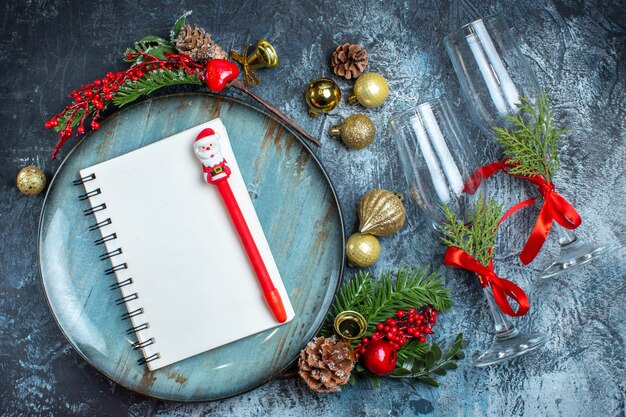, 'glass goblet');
444,13,540,134
390,96,548,367
445,14,614,278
